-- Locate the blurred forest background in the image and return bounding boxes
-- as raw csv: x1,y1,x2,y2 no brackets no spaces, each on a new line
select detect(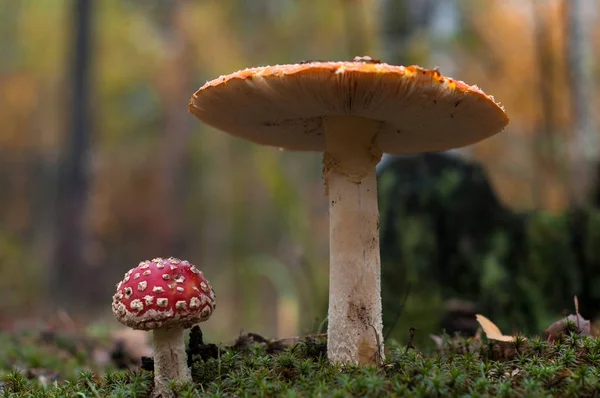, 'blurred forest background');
0,0,599,346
